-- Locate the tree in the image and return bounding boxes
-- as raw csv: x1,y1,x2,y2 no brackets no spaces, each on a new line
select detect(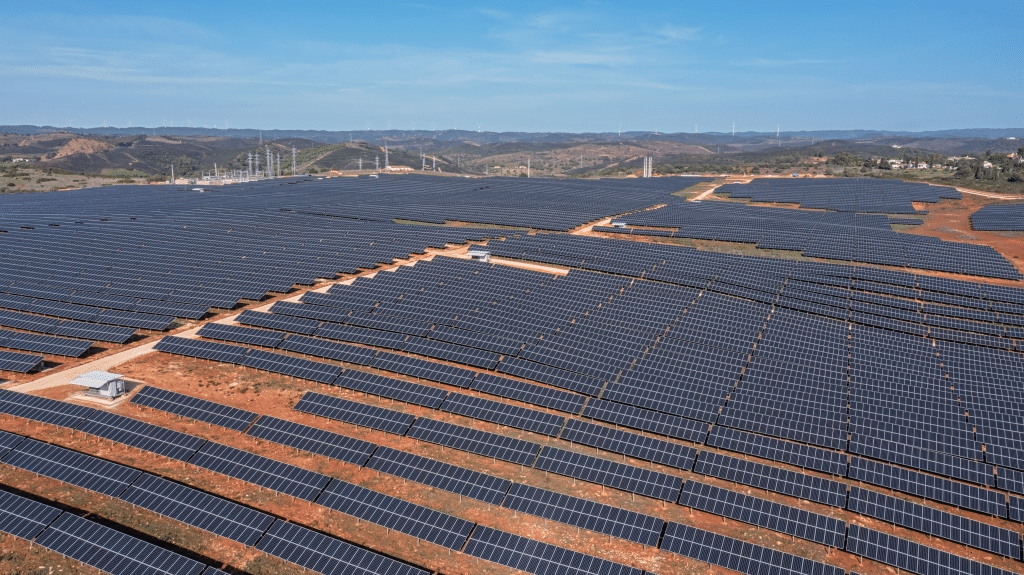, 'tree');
825,152,862,166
